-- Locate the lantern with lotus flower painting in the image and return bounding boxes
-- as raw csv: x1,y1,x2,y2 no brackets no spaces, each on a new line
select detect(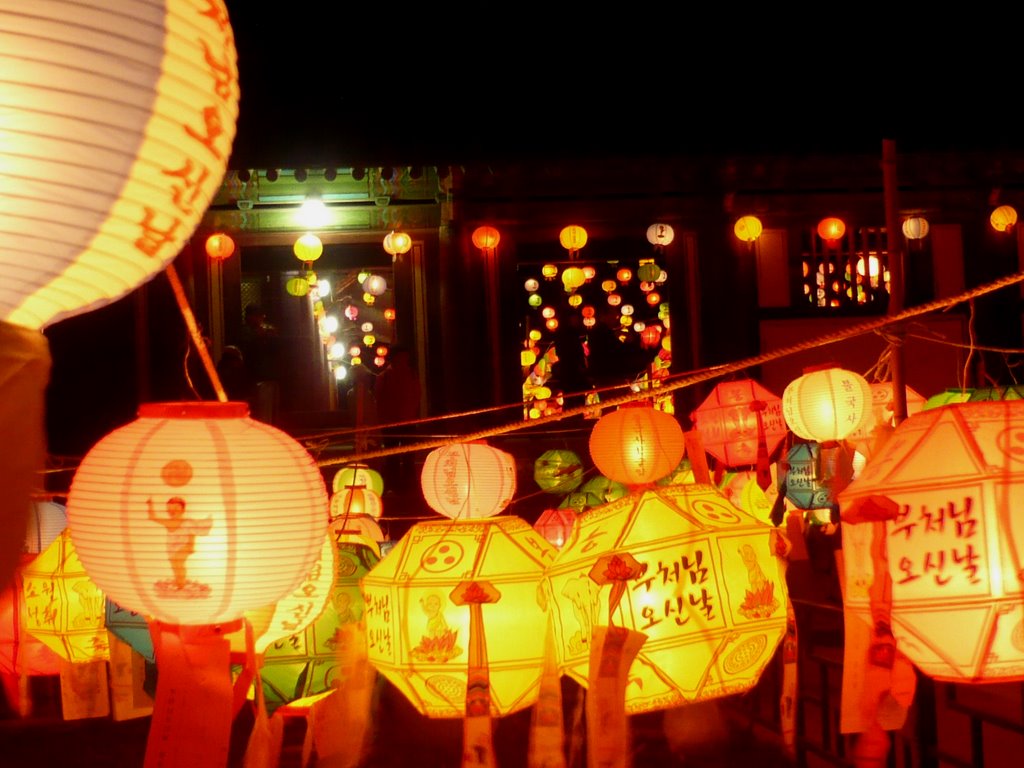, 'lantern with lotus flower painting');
838,401,1024,682
543,482,789,713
